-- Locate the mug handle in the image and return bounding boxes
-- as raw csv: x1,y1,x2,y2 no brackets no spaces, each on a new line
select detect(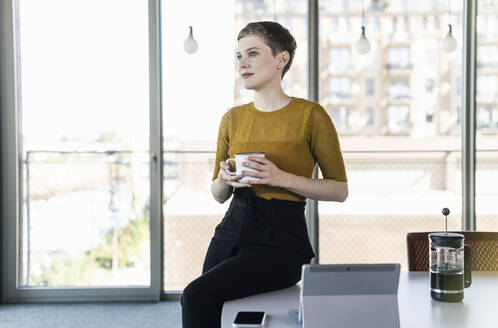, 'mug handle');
464,244,472,288
225,158,236,175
